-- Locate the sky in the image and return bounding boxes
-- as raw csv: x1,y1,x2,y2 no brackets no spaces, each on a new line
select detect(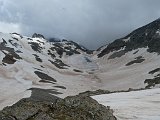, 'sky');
0,0,160,49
